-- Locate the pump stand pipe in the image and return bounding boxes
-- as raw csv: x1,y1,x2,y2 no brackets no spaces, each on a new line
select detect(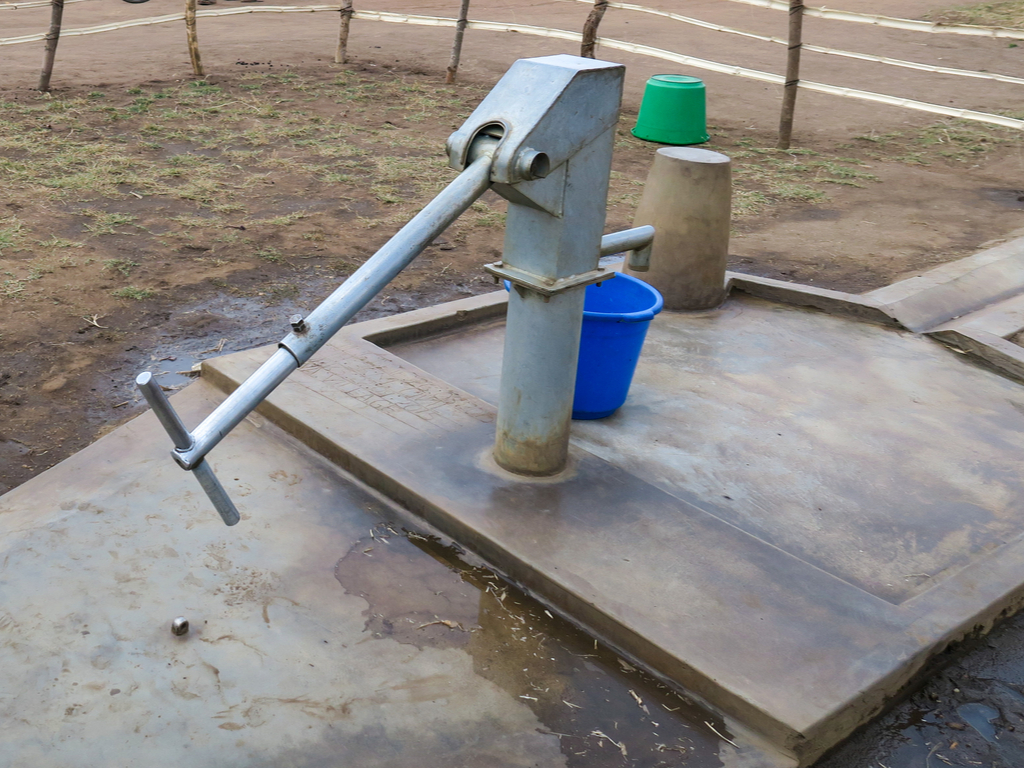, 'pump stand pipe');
136,138,498,525
447,55,627,476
